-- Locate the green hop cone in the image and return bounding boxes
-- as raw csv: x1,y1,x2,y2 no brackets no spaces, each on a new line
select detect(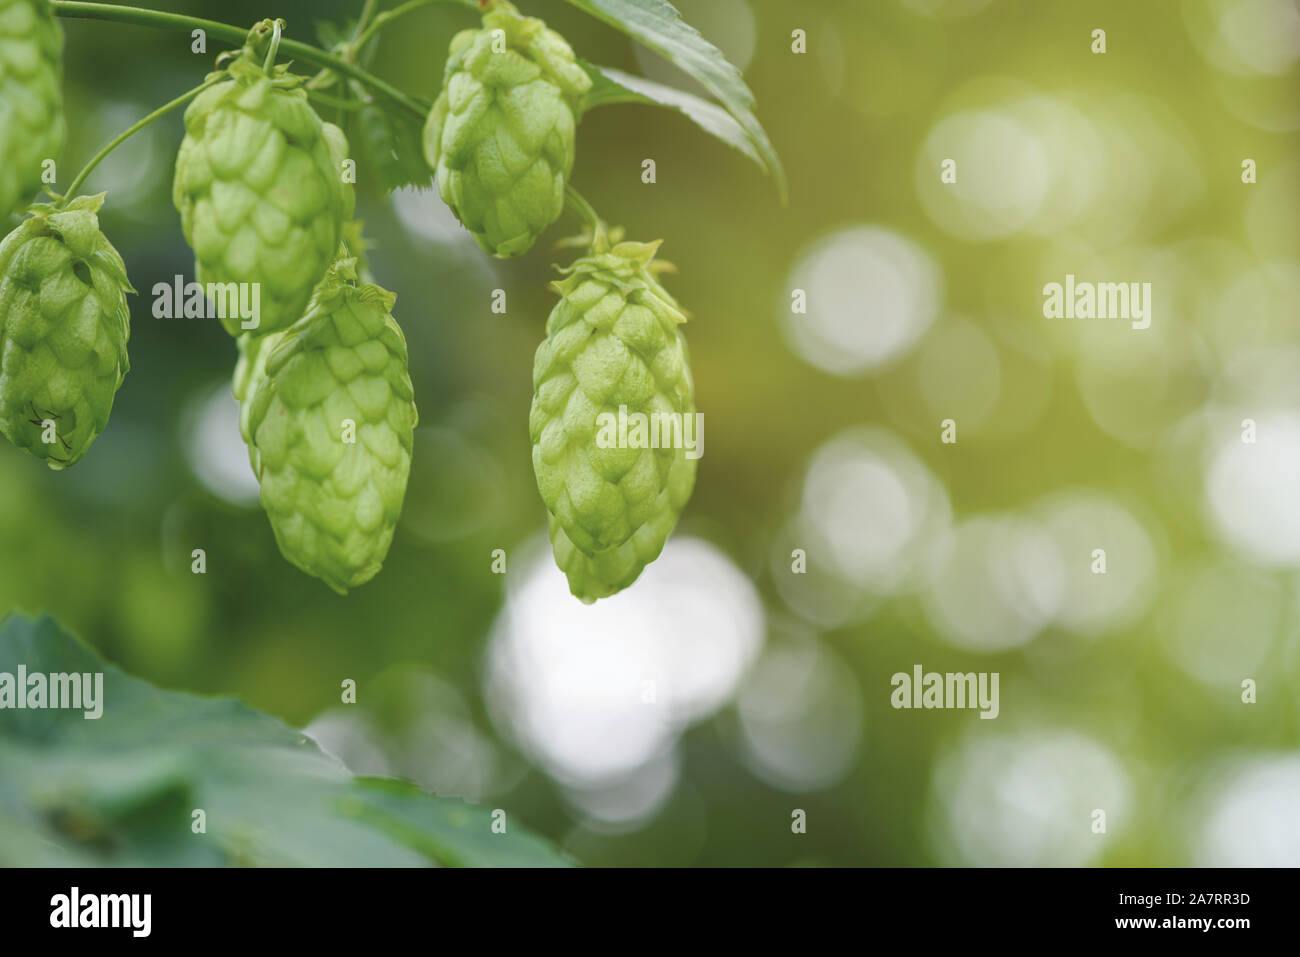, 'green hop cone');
422,0,591,258
242,259,417,593
322,121,356,225
232,328,279,474
0,194,133,469
173,54,350,338
0,0,65,218
529,237,697,602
